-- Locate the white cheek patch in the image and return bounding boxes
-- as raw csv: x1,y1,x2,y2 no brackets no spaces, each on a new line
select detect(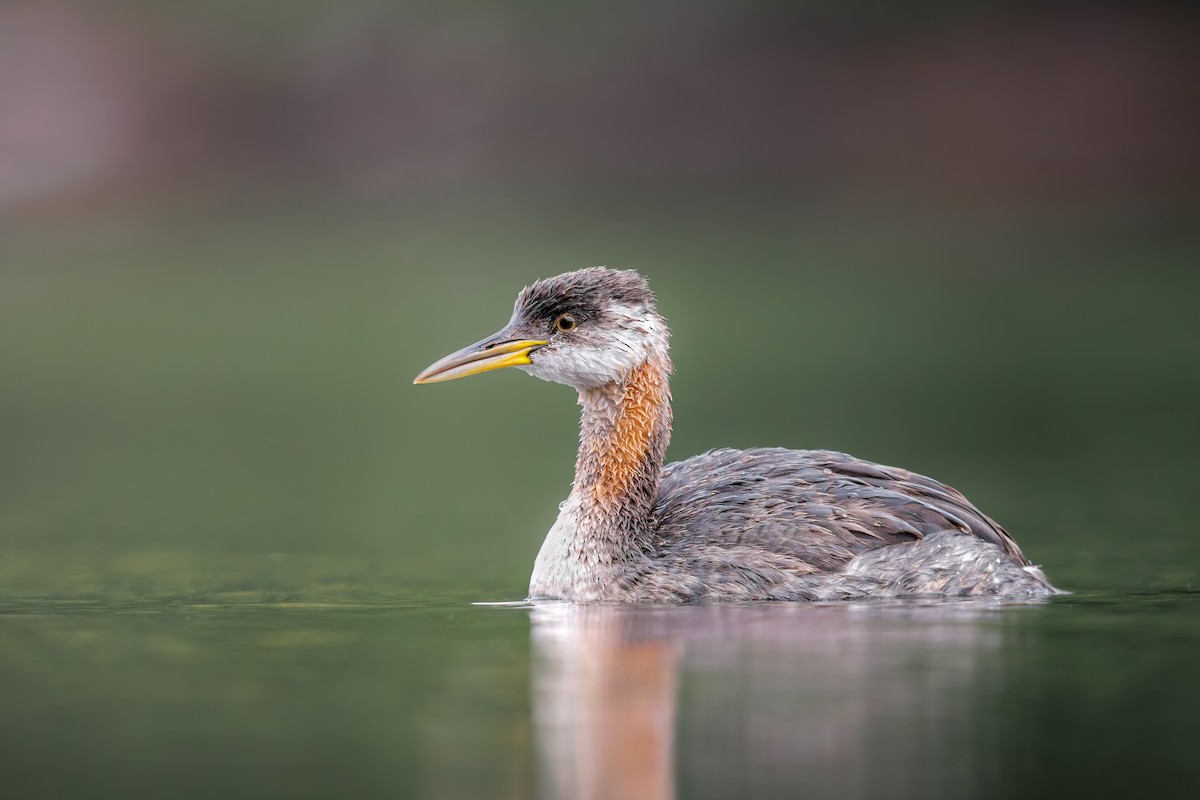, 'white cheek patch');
520,303,669,389
522,344,634,388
